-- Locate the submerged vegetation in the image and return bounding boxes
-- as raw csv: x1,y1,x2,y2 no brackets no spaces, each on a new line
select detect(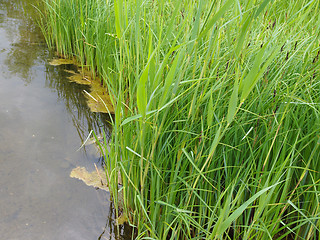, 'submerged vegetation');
39,0,320,238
